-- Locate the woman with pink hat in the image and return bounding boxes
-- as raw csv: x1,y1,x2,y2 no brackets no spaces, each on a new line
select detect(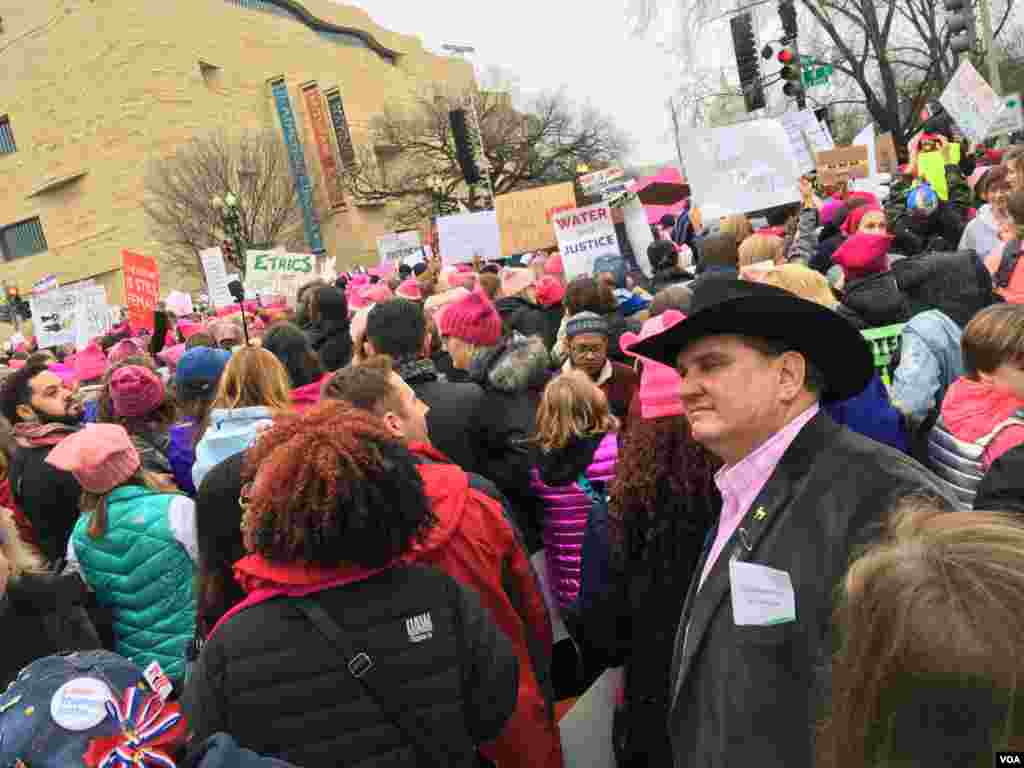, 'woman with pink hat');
97,357,176,478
